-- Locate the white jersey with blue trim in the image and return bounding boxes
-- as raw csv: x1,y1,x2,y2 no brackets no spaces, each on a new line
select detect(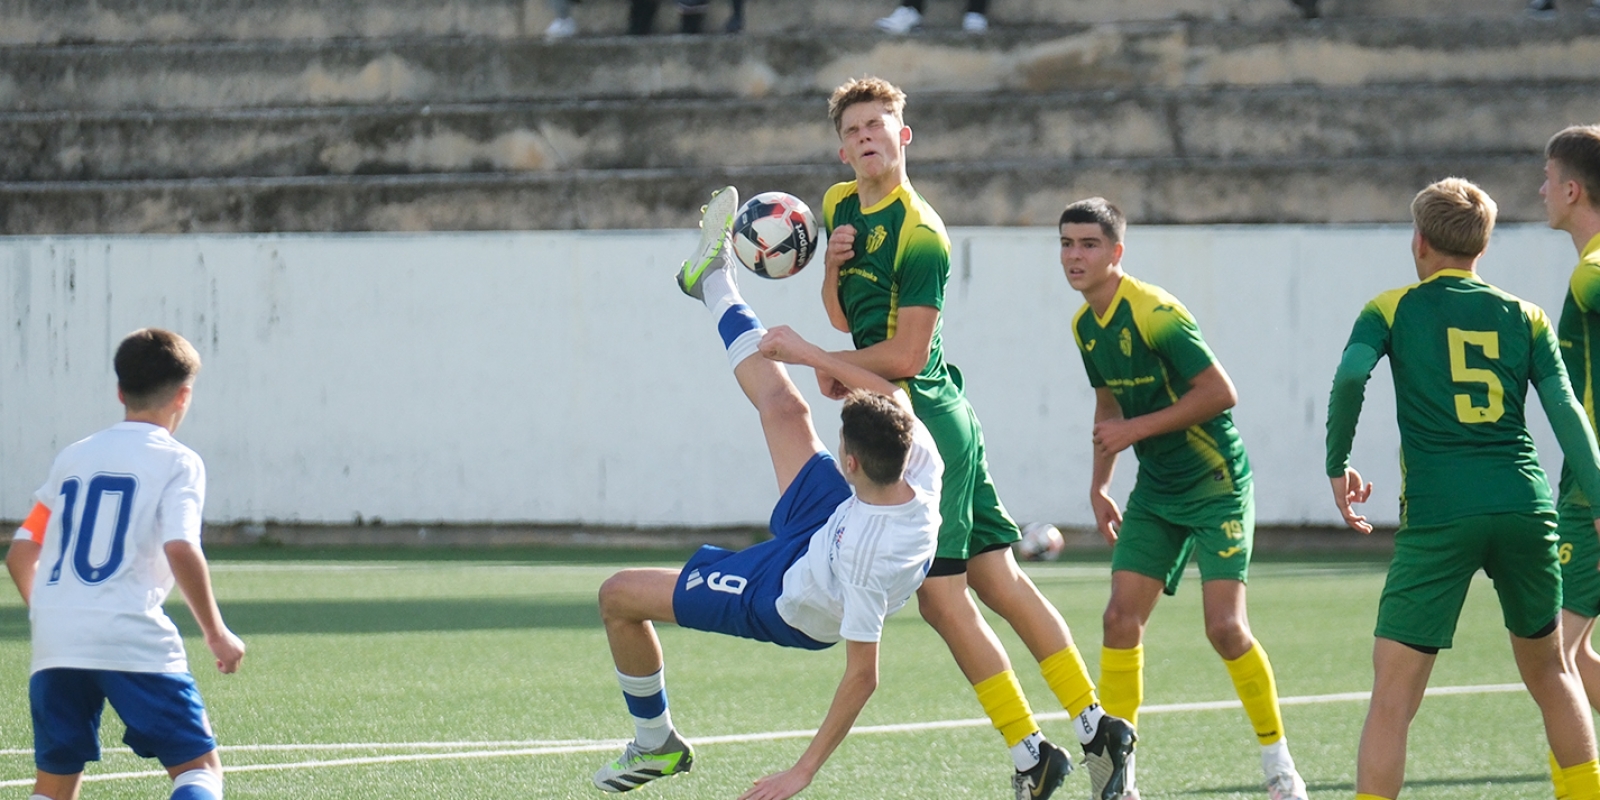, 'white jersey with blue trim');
776,421,942,644
17,421,206,674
